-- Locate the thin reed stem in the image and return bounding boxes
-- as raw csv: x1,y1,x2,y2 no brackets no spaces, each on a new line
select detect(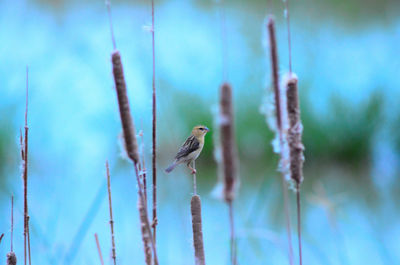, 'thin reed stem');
267,17,294,265
134,165,158,265
228,201,237,265
11,196,14,251
219,0,228,81
0,234,3,245
106,0,116,50
192,161,197,195
296,184,302,265
23,66,30,265
151,0,158,247
284,0,292,73
27,216,31,265
94,233,105,265
106,161,117,265
191,194,206,265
